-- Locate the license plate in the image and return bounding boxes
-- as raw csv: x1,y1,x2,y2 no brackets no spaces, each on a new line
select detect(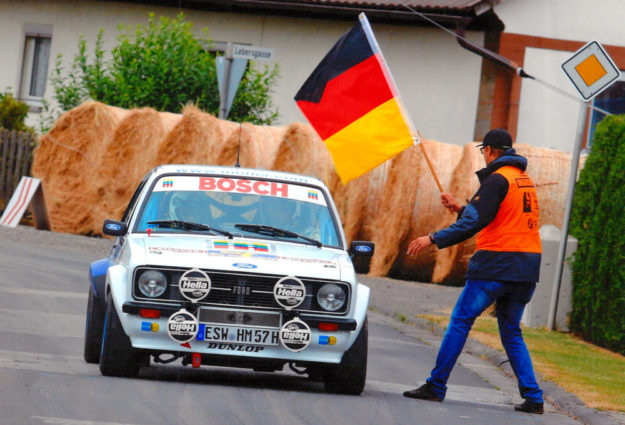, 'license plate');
204,325,280,346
